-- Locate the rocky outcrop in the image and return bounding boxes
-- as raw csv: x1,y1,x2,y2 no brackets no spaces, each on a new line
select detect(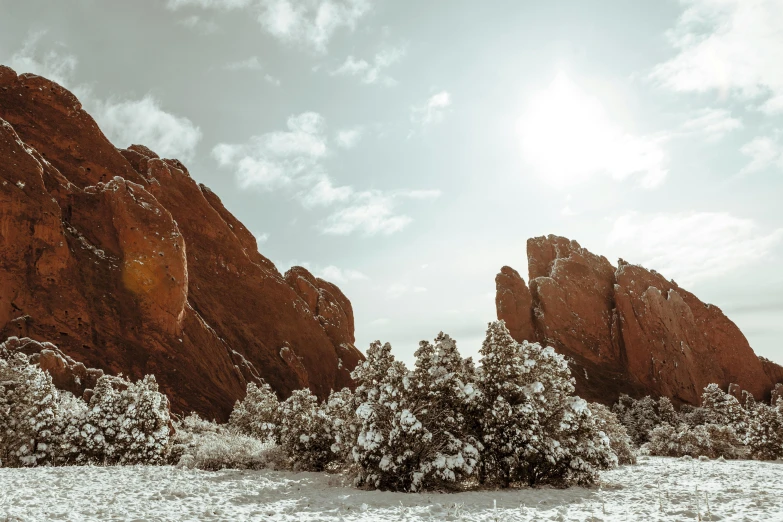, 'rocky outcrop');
497,234,783,405
0,66,363,420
